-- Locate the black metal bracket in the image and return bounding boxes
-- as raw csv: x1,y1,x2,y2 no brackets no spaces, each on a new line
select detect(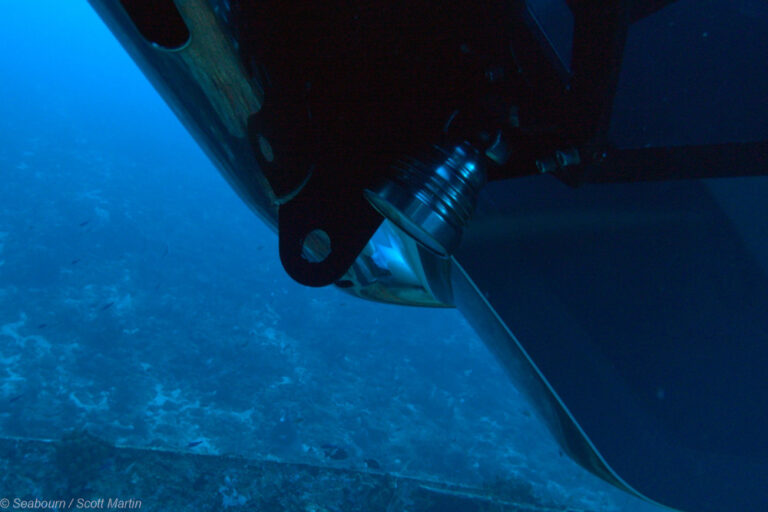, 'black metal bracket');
565,0,631,144
278,161,383,288
246,0,768,284
562,140,768,185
